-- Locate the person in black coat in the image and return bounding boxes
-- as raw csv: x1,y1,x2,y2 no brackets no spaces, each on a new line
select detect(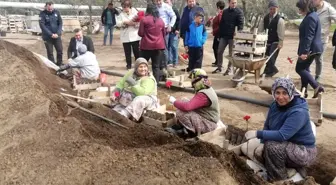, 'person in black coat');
295,0,324,98
101,3,119,45
332,29,336,70
67,28,94,59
